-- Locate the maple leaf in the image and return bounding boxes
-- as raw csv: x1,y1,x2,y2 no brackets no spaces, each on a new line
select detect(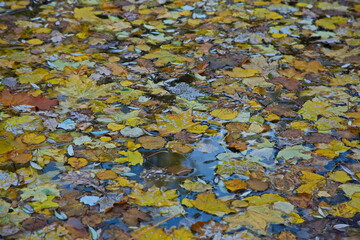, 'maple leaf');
181,179,213,193
142,50,192,66
29,196,59,211
182,192,235,217
147,110,198,136
298,99,332,121
129,186,179,207
224,205,285,235
296,171,326,194
20,184,60,202
293,60,327,73
55,74,114,99
0,89,58,110
115,151,144,165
